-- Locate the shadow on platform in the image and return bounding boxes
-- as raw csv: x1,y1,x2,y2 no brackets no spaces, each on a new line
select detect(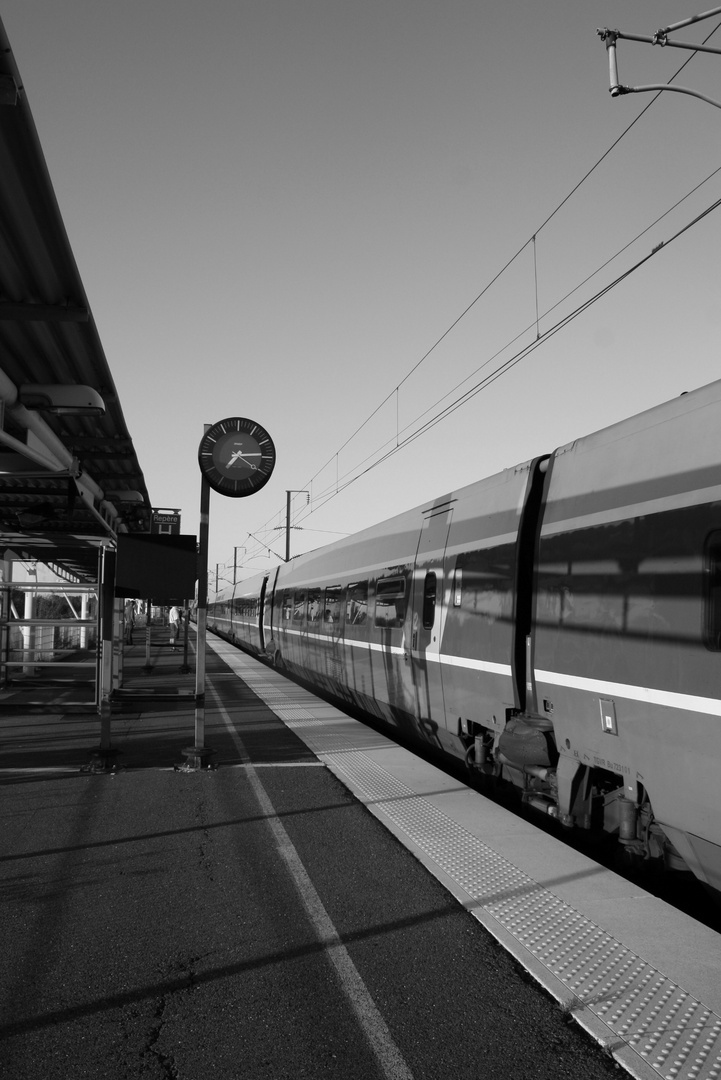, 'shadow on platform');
0,638,210,778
